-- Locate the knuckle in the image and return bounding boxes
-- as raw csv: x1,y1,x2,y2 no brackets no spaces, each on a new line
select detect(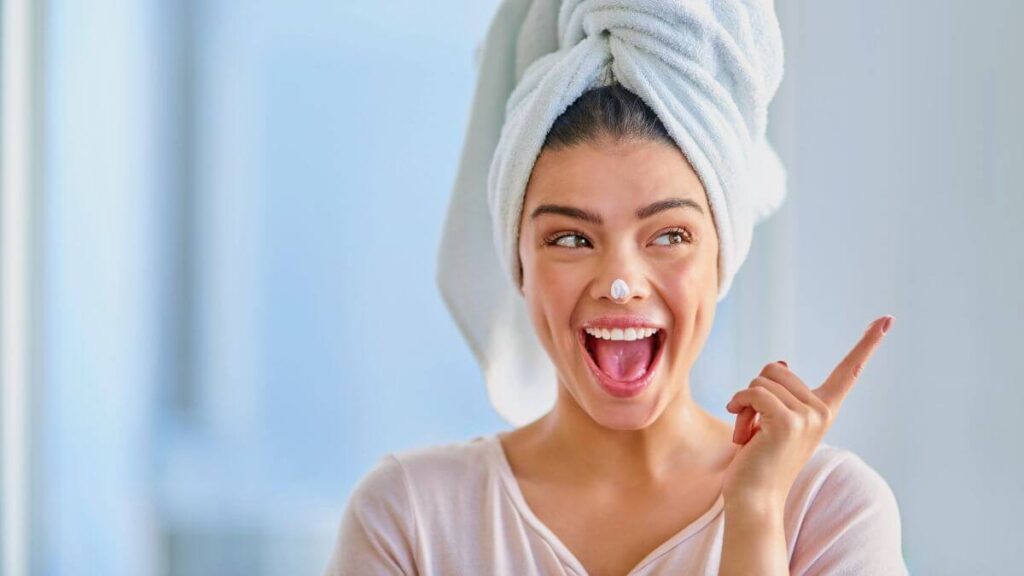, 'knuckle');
796,405,813,421
821,403,835,422
804,408,824,430
776,415,796,435
792,410,810,430
851,361,866,379
812,401,834,423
